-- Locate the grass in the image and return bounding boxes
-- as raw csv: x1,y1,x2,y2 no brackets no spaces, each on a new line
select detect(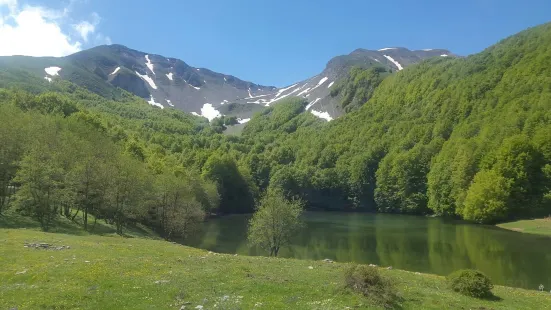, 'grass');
497,217,551,236
0,208,159,239
1,226,551,309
